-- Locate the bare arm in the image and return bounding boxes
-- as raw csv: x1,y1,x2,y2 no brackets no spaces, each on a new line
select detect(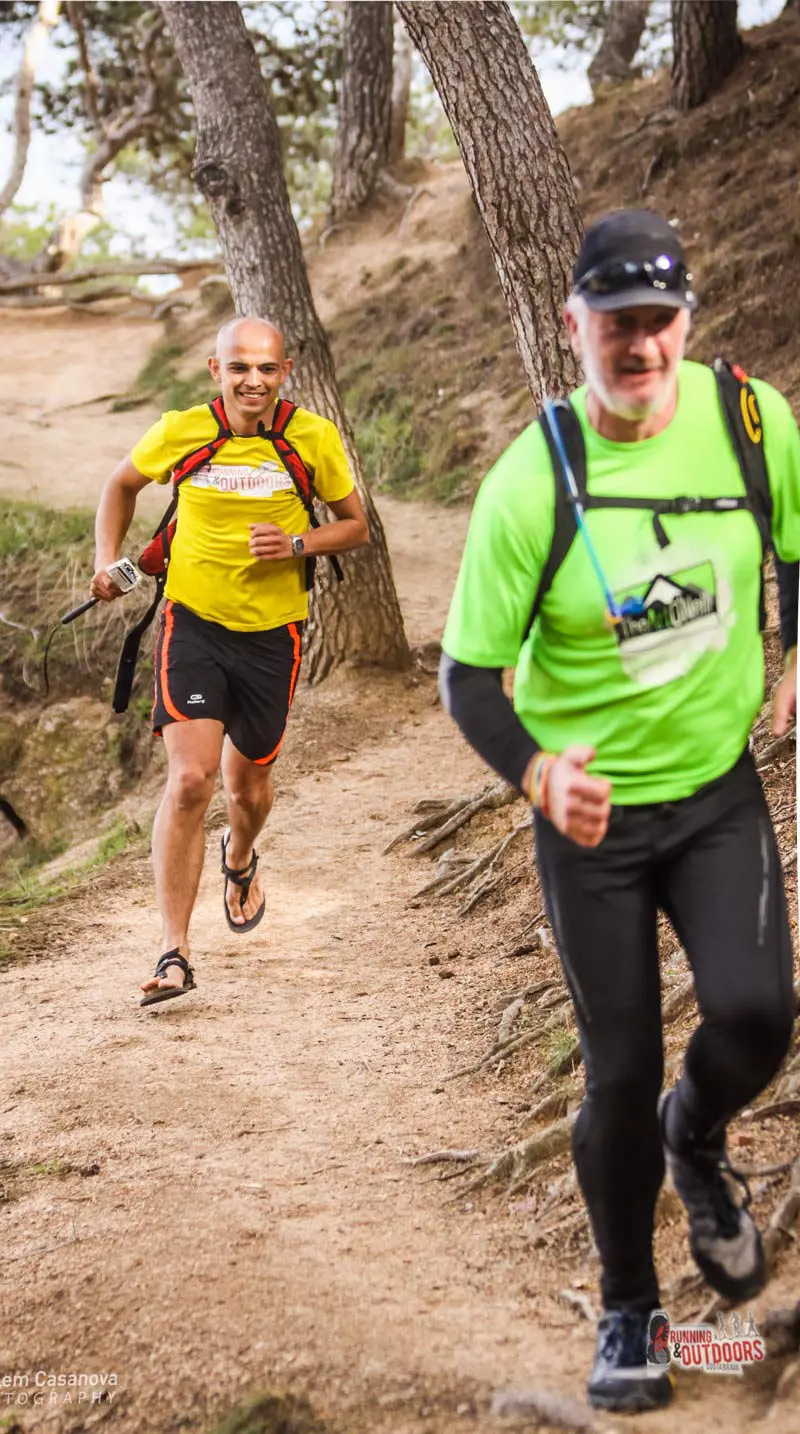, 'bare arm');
248,488,370,561
90,456,153,601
